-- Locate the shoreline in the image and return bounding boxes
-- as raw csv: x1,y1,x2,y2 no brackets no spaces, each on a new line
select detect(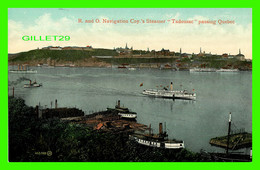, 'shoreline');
8,63,252,71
